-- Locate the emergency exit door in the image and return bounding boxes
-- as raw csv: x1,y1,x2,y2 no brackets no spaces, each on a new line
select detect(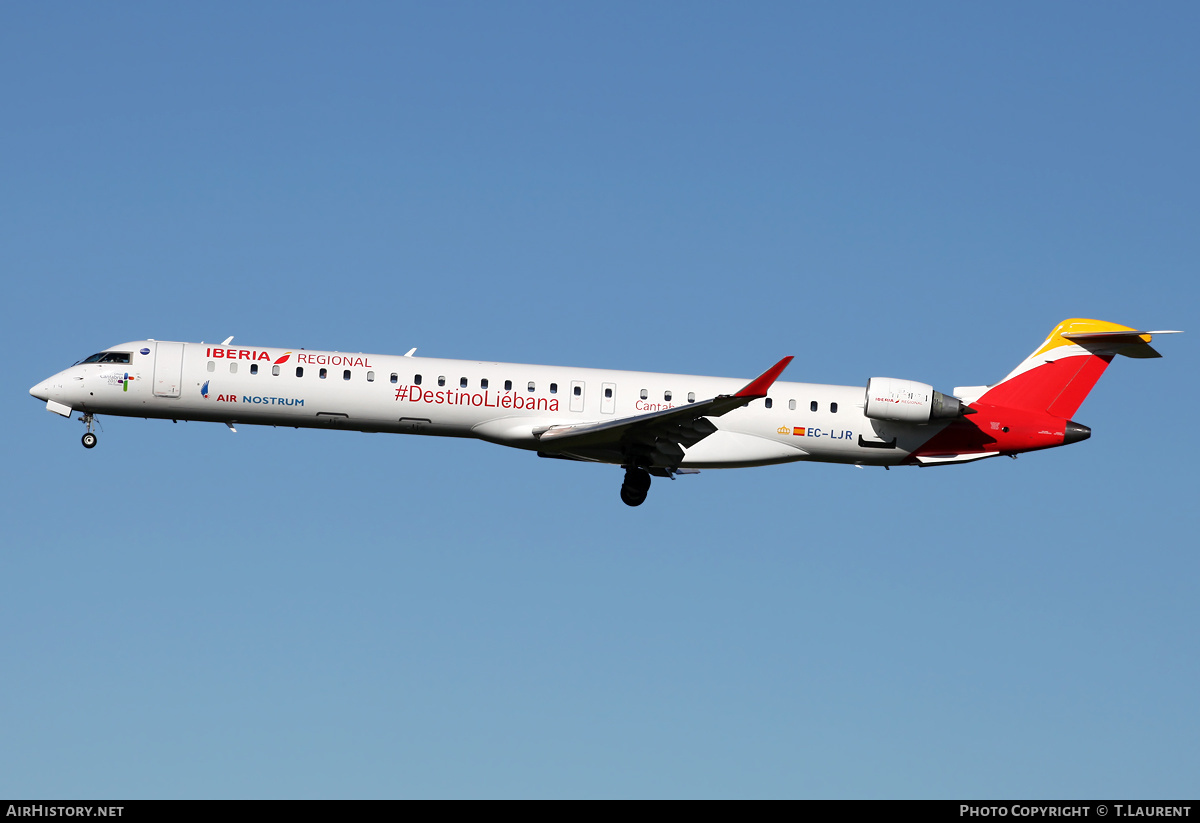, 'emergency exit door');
601,382,616,414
